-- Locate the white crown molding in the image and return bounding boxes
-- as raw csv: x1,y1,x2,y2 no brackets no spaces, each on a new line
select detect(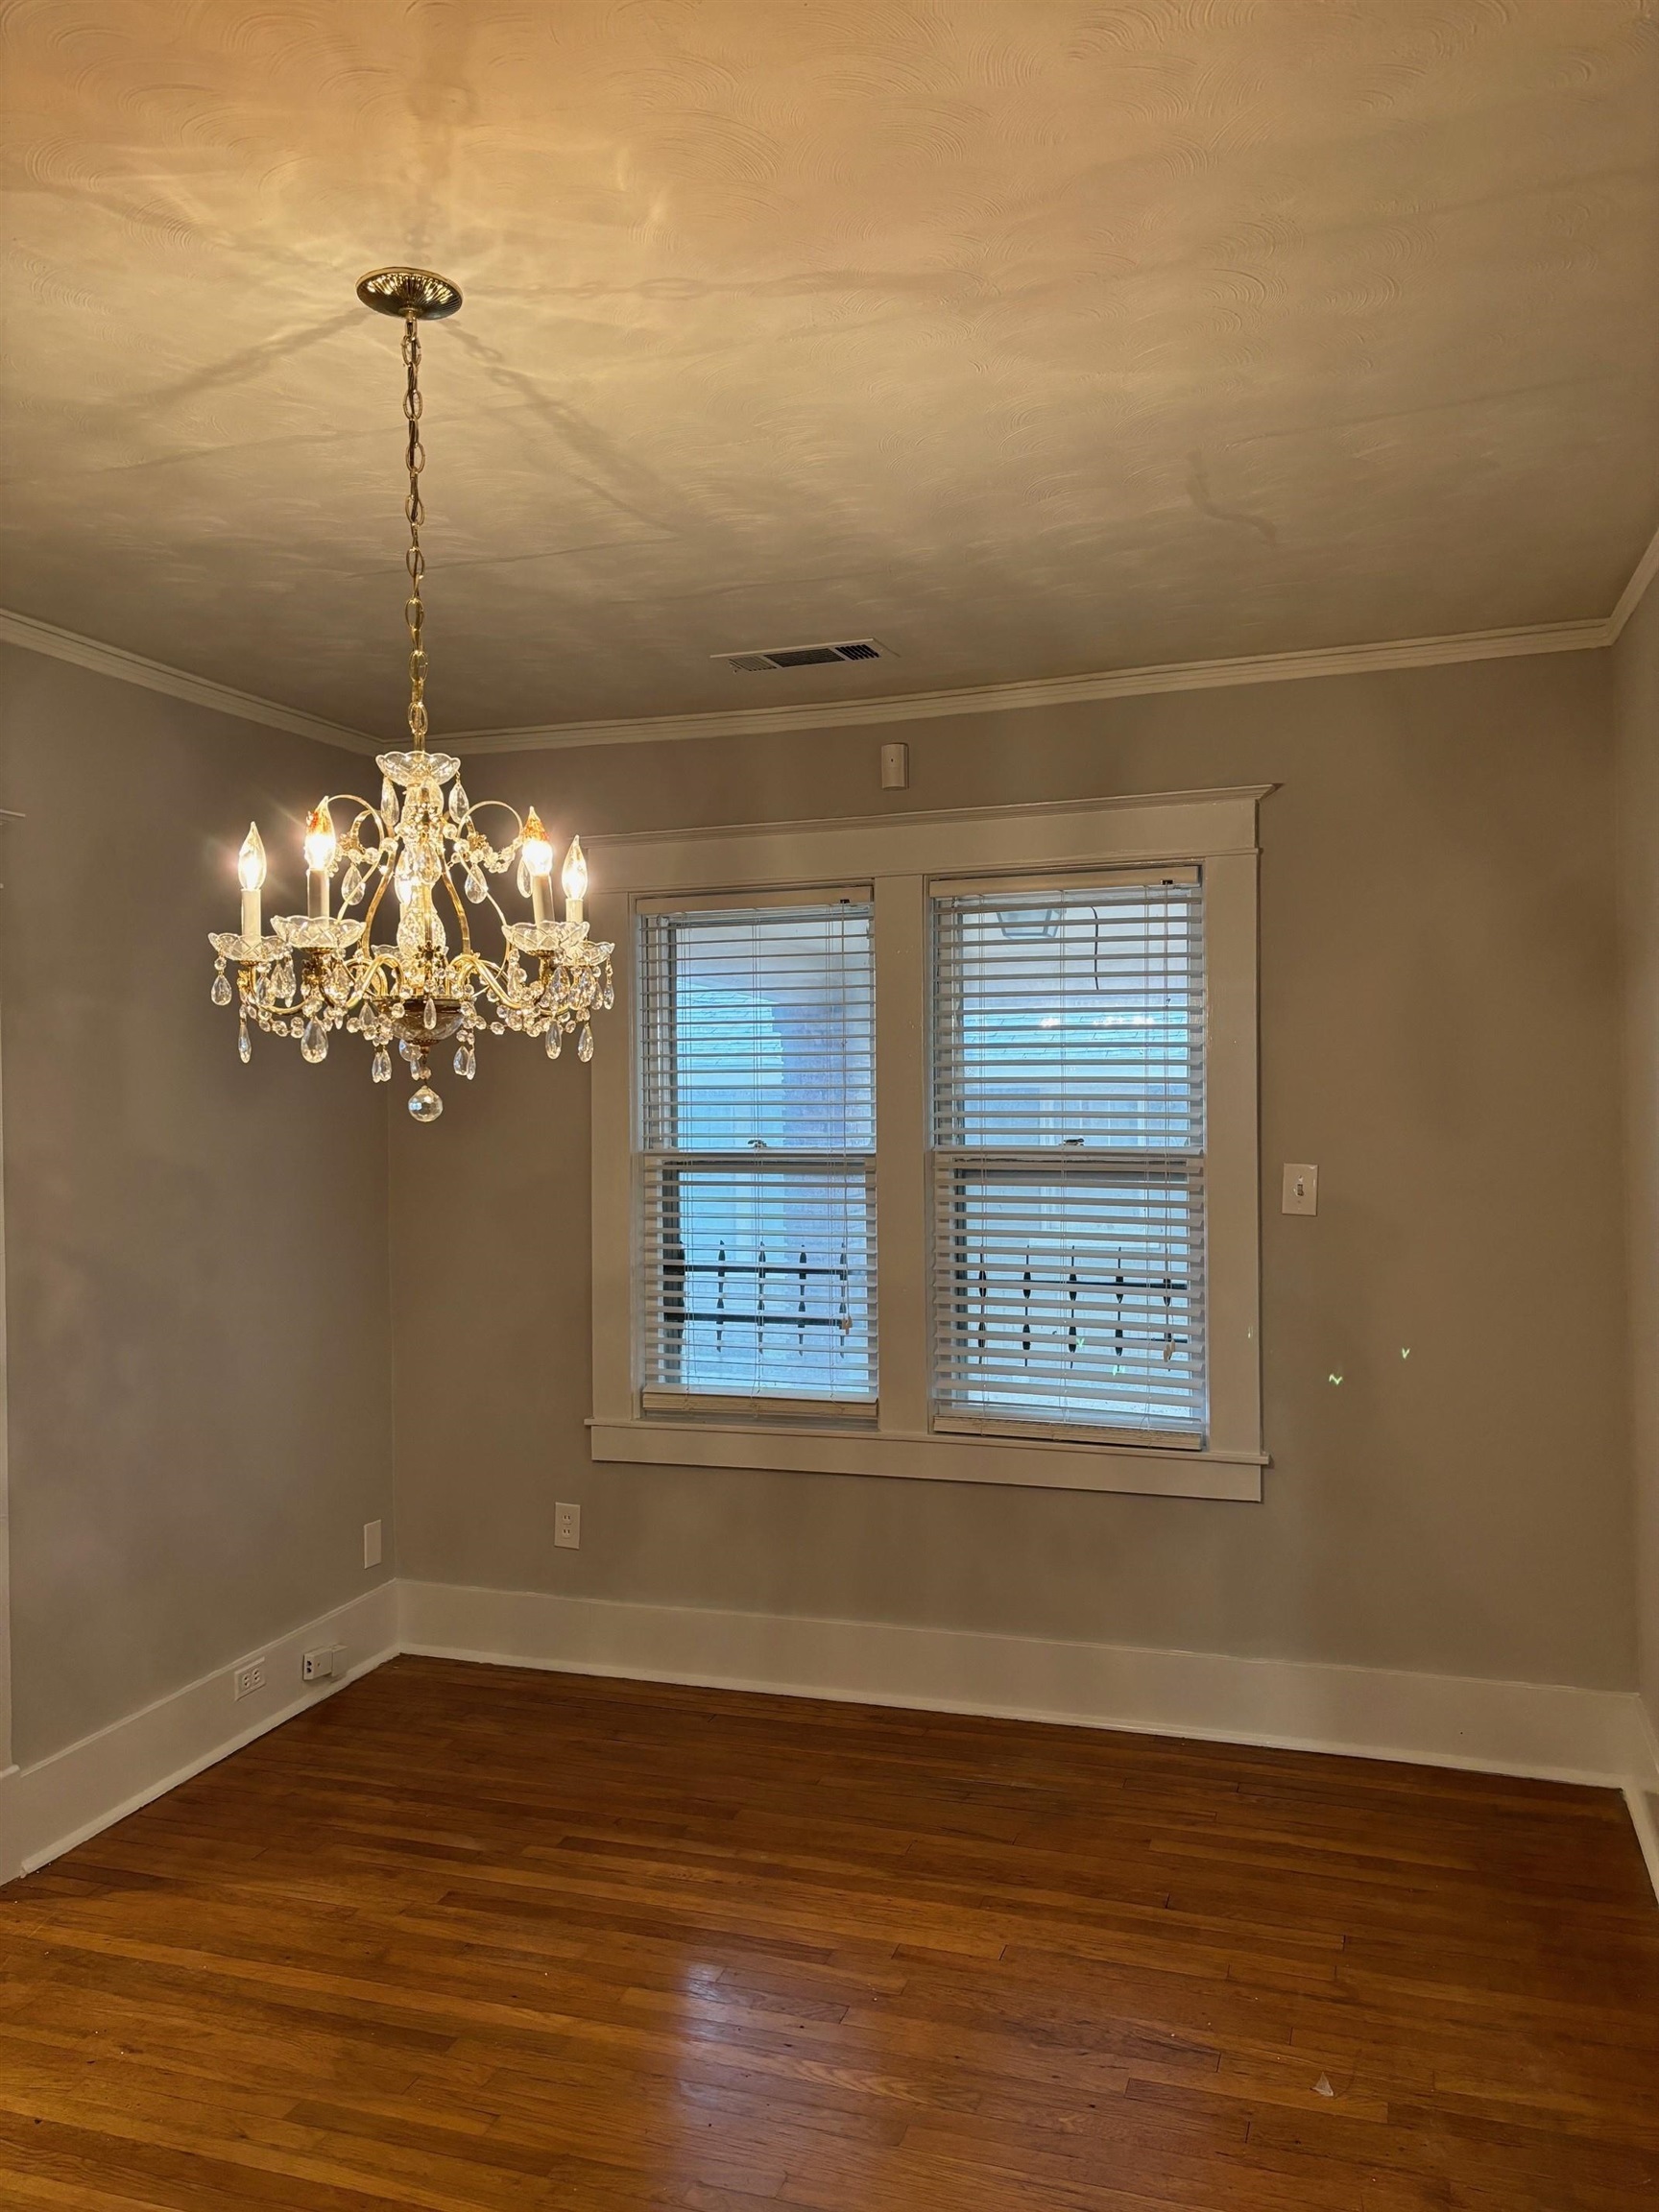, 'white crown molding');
9,523,1656,763
0,607,376,756
447,616,1609,757
1608,518,1659,643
